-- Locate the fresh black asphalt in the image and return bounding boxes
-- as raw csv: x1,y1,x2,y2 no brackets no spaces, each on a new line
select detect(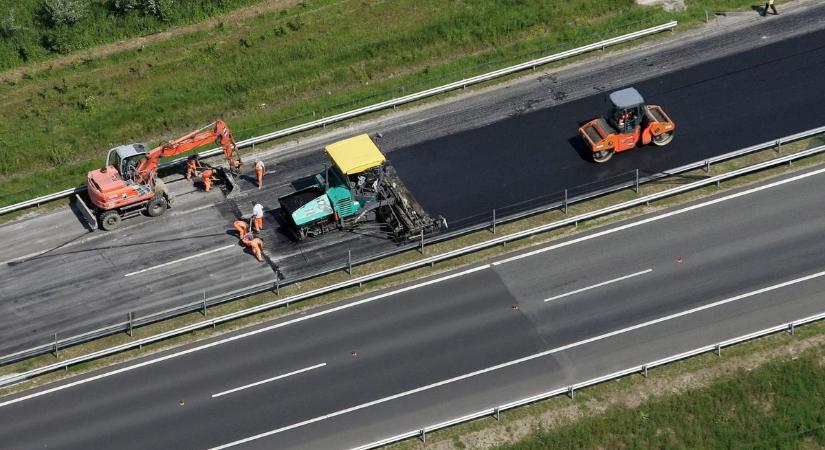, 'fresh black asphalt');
389,27,825,225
